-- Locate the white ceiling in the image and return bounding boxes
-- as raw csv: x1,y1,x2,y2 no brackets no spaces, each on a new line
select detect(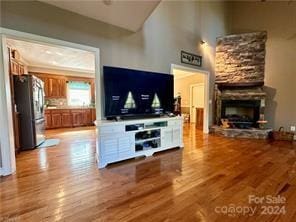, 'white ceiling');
40,0,160,32
7,38,95,75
